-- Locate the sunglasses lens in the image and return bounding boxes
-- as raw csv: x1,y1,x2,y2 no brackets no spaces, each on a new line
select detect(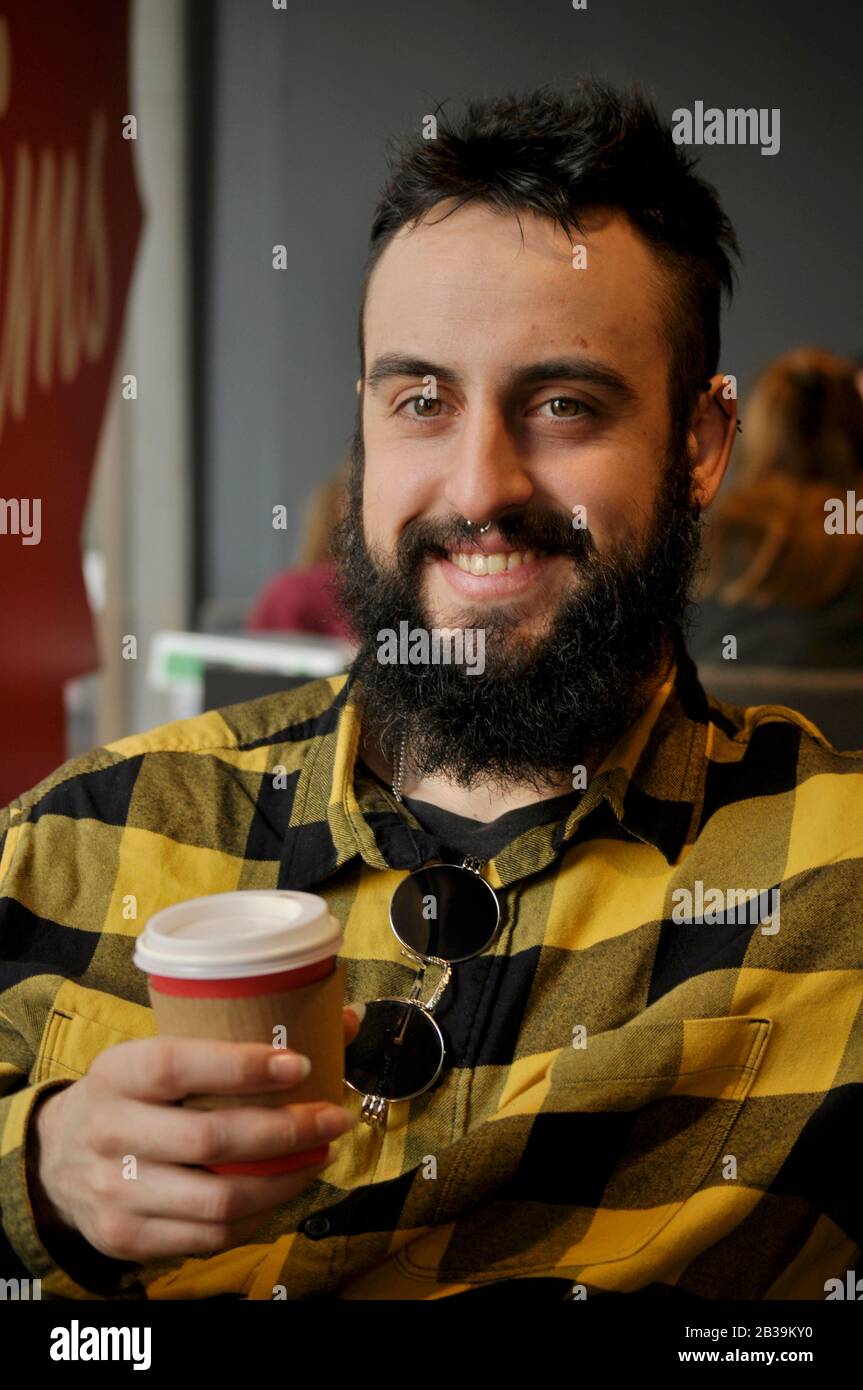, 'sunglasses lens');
344,999,445,1101
390,864,500,963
